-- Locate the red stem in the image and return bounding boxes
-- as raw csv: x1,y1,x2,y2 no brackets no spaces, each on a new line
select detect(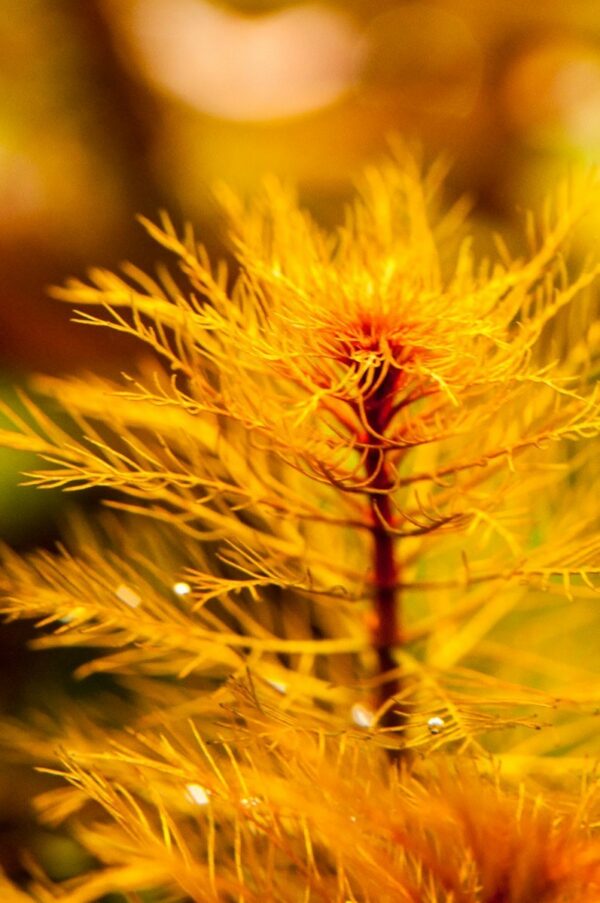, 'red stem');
367,454,403,727
362,369,405,730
